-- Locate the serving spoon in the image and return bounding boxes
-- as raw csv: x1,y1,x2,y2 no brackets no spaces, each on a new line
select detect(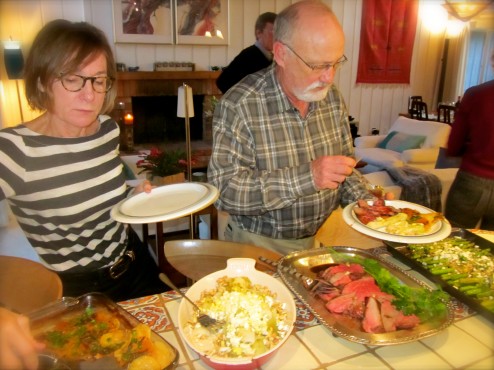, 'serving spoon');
158,273,220,328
